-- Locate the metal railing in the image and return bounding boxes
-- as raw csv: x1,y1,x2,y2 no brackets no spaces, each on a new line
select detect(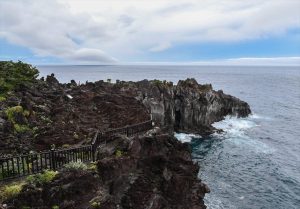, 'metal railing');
0,120,152,181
